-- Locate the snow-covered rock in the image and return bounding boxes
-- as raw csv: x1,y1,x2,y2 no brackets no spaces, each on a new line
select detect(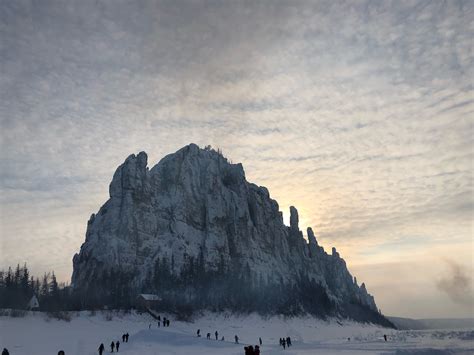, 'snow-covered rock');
72,144,386,323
